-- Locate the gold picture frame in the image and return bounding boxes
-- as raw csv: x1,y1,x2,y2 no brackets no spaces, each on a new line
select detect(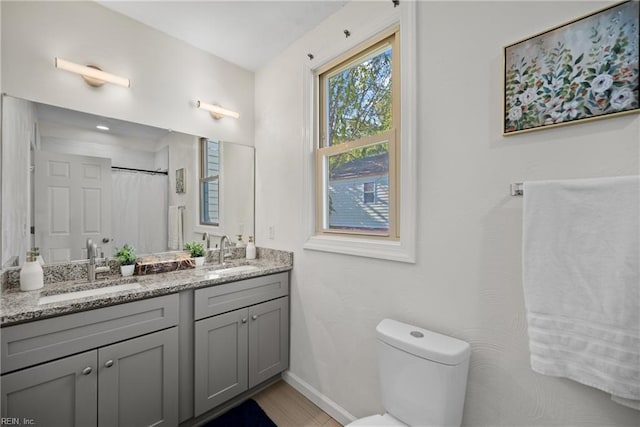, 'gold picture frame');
503,0,639,136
